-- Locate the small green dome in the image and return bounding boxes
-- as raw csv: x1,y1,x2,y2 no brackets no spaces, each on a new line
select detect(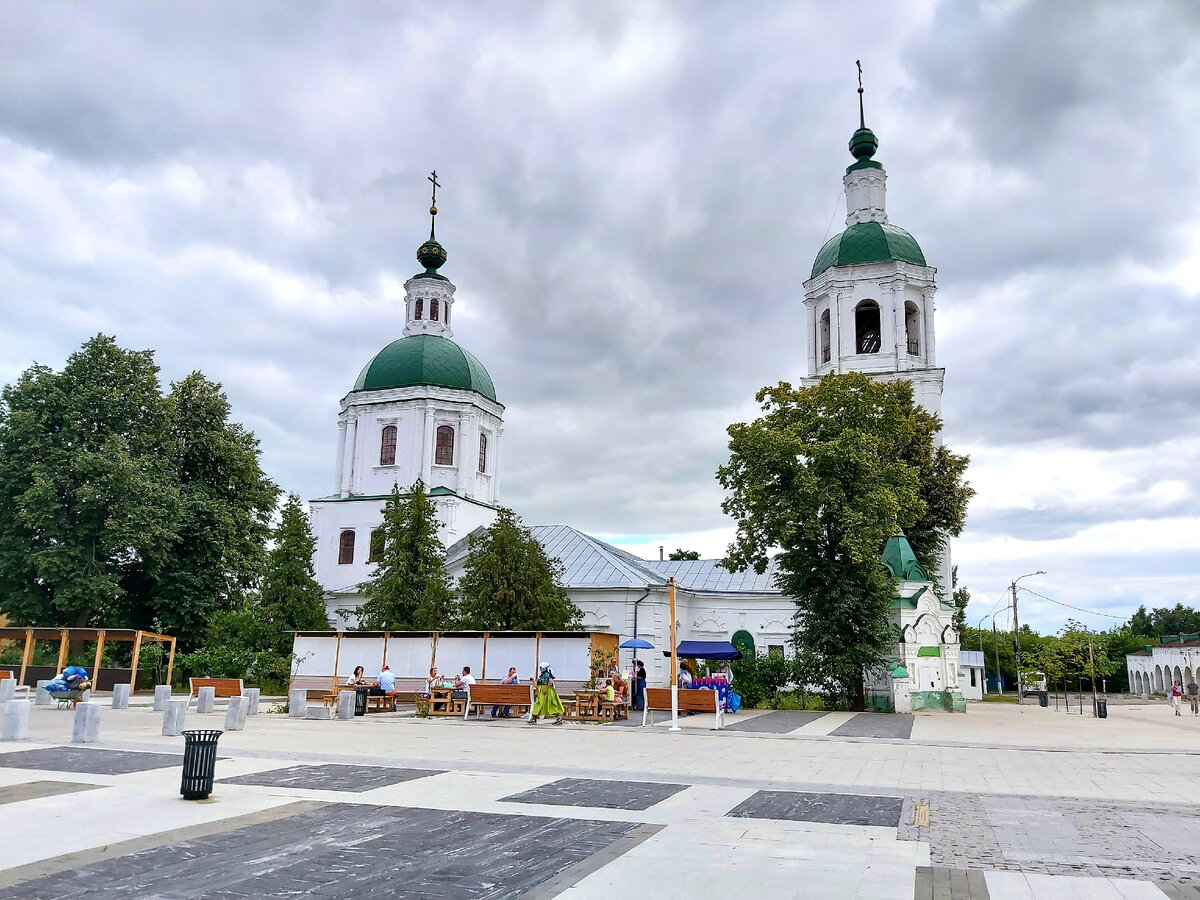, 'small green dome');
849,126,879,161
415,239,448,279
353,334,497,401
810,222,926,279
